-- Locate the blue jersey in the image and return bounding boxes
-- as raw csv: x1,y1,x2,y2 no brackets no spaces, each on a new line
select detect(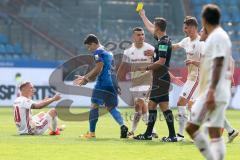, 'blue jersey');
93,47,117,87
